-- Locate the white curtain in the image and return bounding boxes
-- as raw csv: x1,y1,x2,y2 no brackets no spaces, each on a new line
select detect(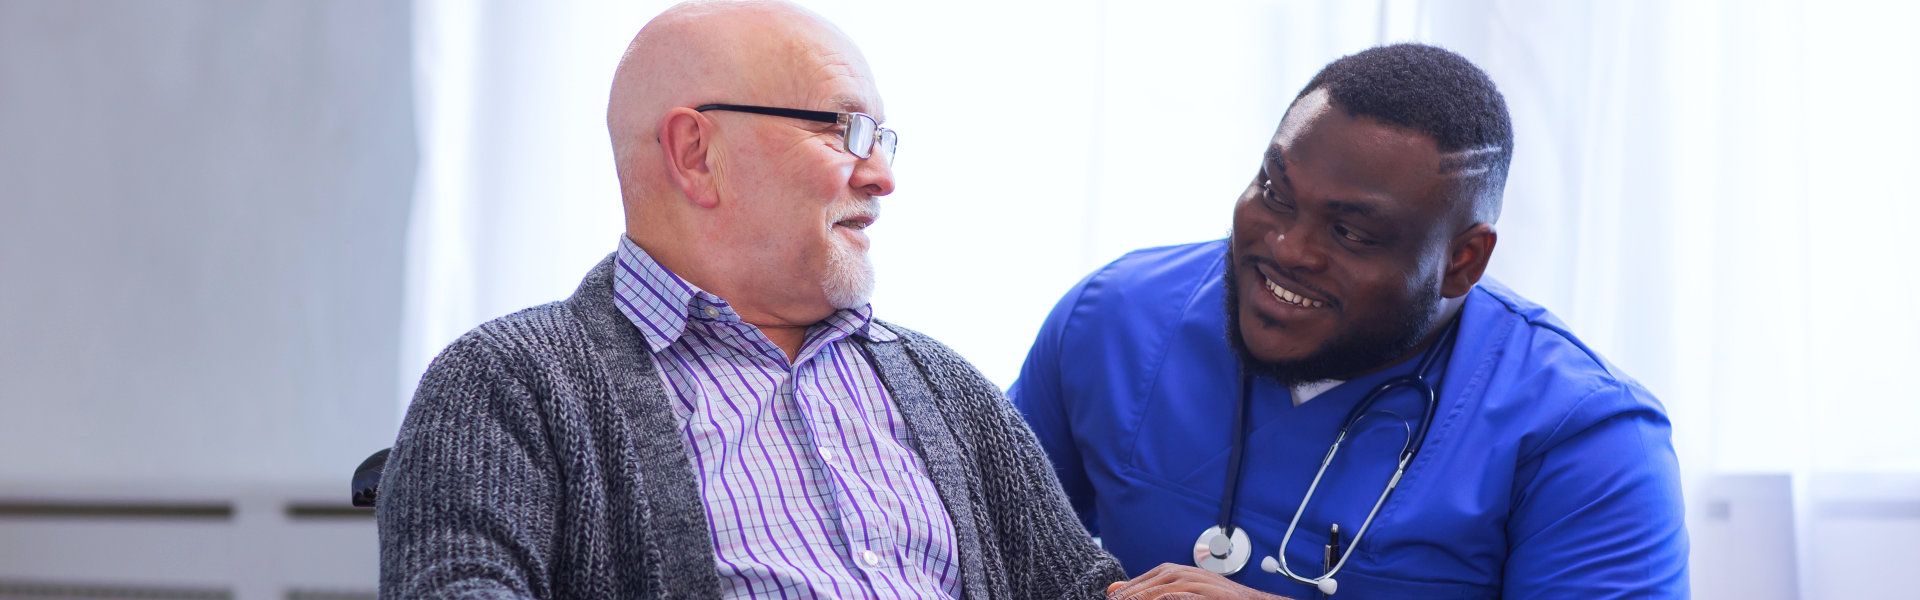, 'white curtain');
1428,2,1920,598
403,1,1920,598
400,0,644,418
